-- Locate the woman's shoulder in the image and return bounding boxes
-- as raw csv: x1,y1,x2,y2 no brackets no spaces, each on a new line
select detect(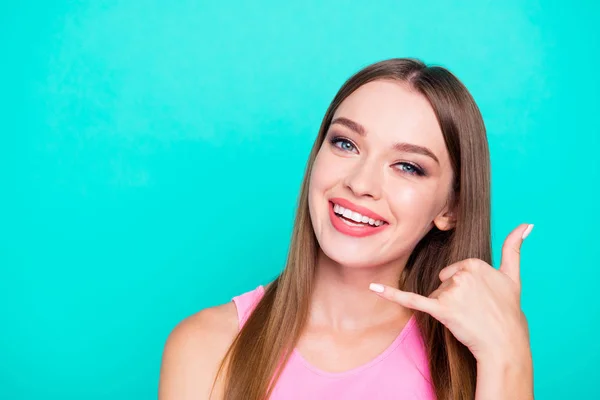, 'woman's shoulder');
172,300,240,343
158,283,272,399
159,301,239,399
